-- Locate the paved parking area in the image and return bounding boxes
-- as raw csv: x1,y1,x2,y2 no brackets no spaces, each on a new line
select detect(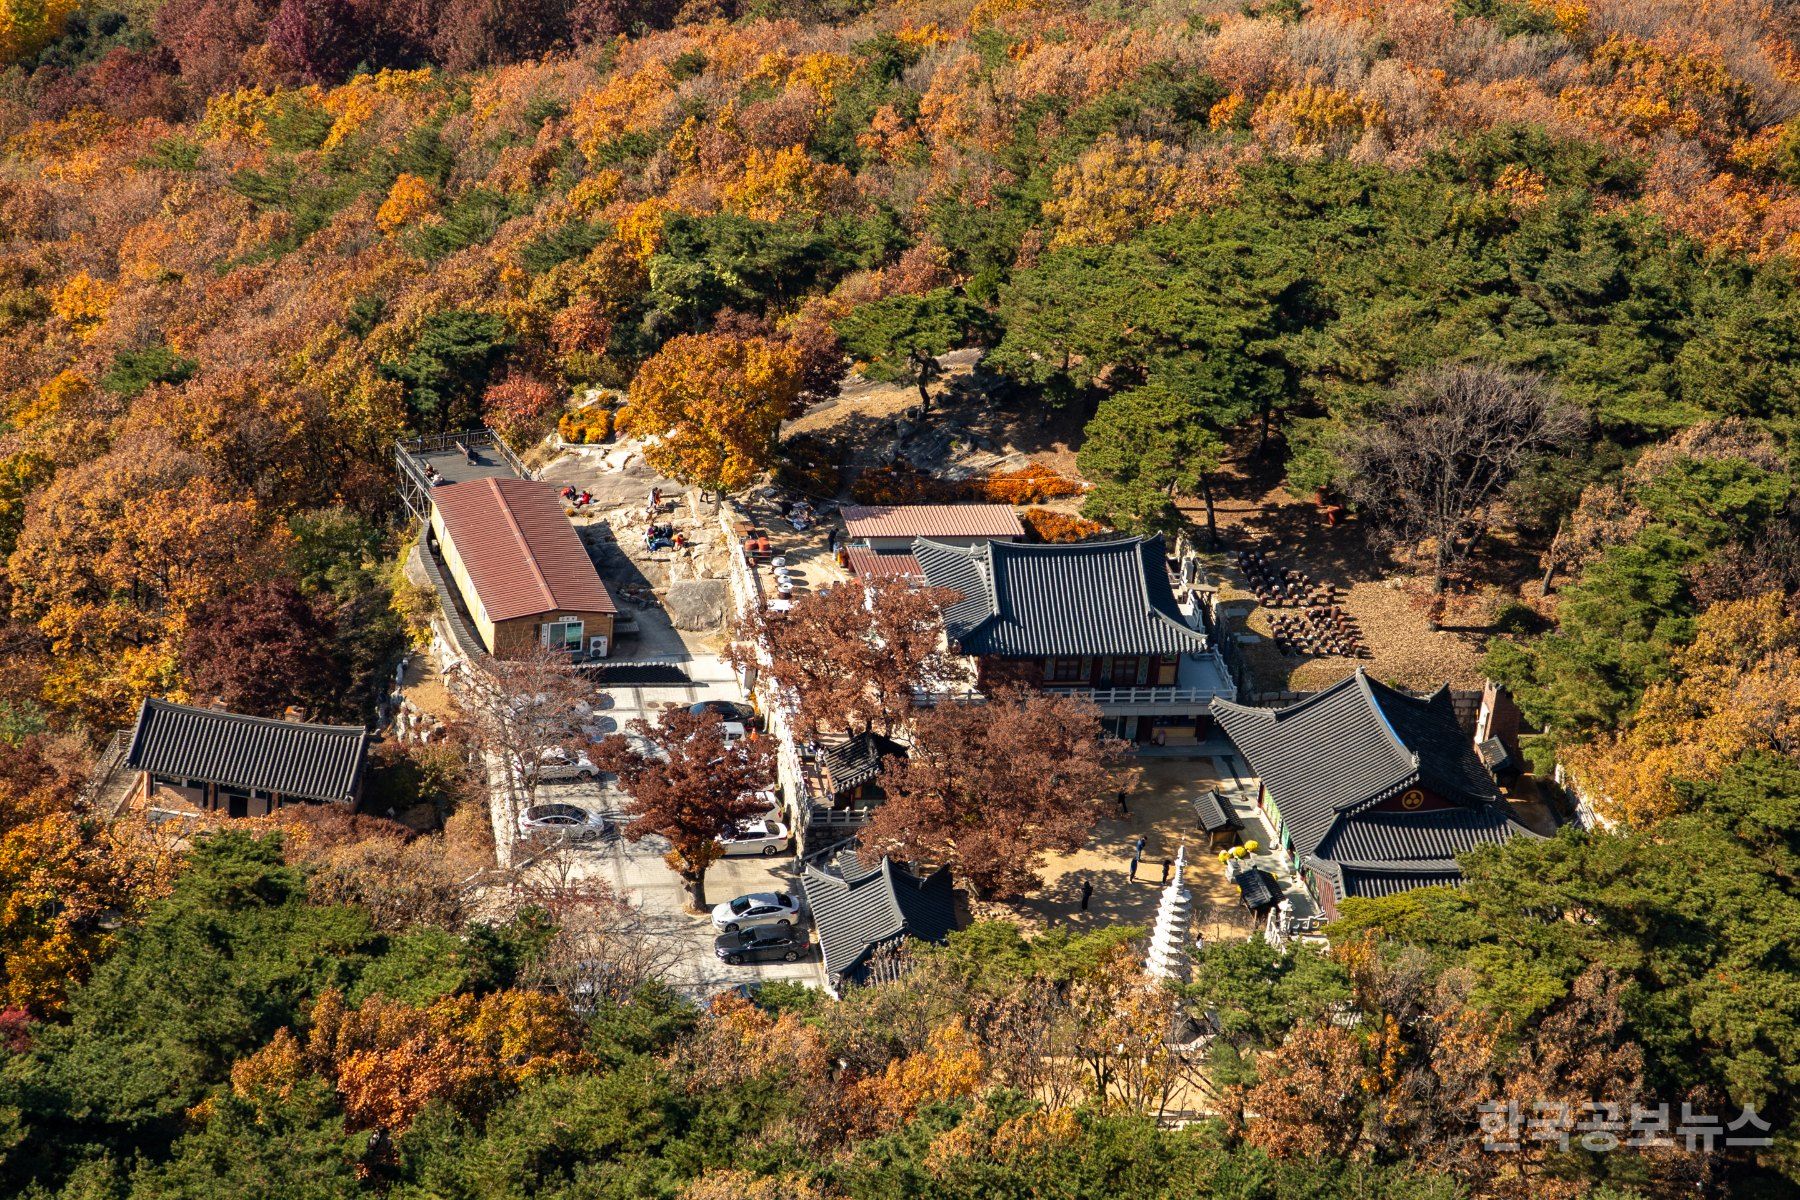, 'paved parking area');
508,656,823,999
525,774,820,997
